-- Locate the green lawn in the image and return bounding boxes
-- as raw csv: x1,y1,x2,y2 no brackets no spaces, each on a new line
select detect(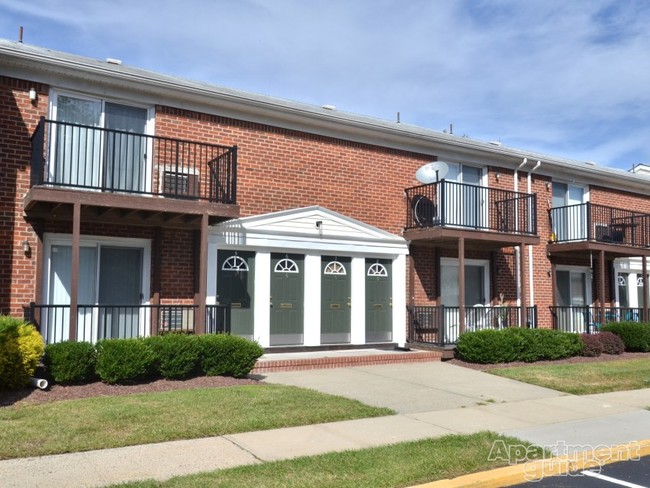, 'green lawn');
0,385,392,460
117,432,545,488
489,358,650,394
